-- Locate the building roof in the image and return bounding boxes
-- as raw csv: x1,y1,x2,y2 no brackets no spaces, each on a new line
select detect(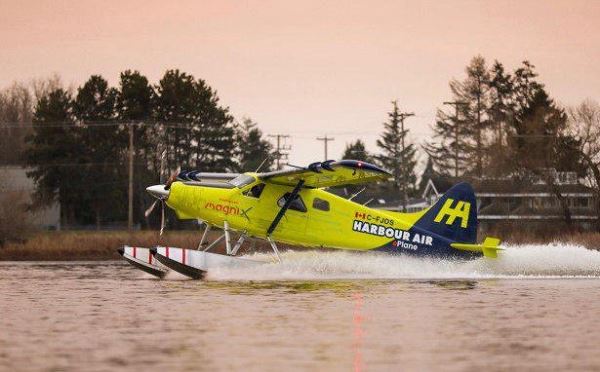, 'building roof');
421,174,594,198
472,178,593,196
